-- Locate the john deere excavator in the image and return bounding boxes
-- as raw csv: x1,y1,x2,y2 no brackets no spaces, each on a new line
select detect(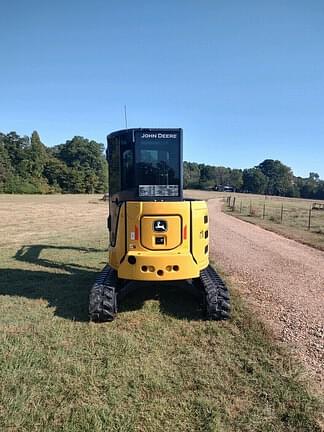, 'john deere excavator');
89,128,230,321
